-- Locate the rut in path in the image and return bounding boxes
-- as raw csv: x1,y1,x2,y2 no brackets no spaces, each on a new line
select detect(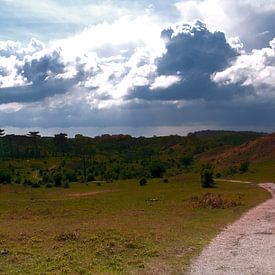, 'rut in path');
190,183,275,275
